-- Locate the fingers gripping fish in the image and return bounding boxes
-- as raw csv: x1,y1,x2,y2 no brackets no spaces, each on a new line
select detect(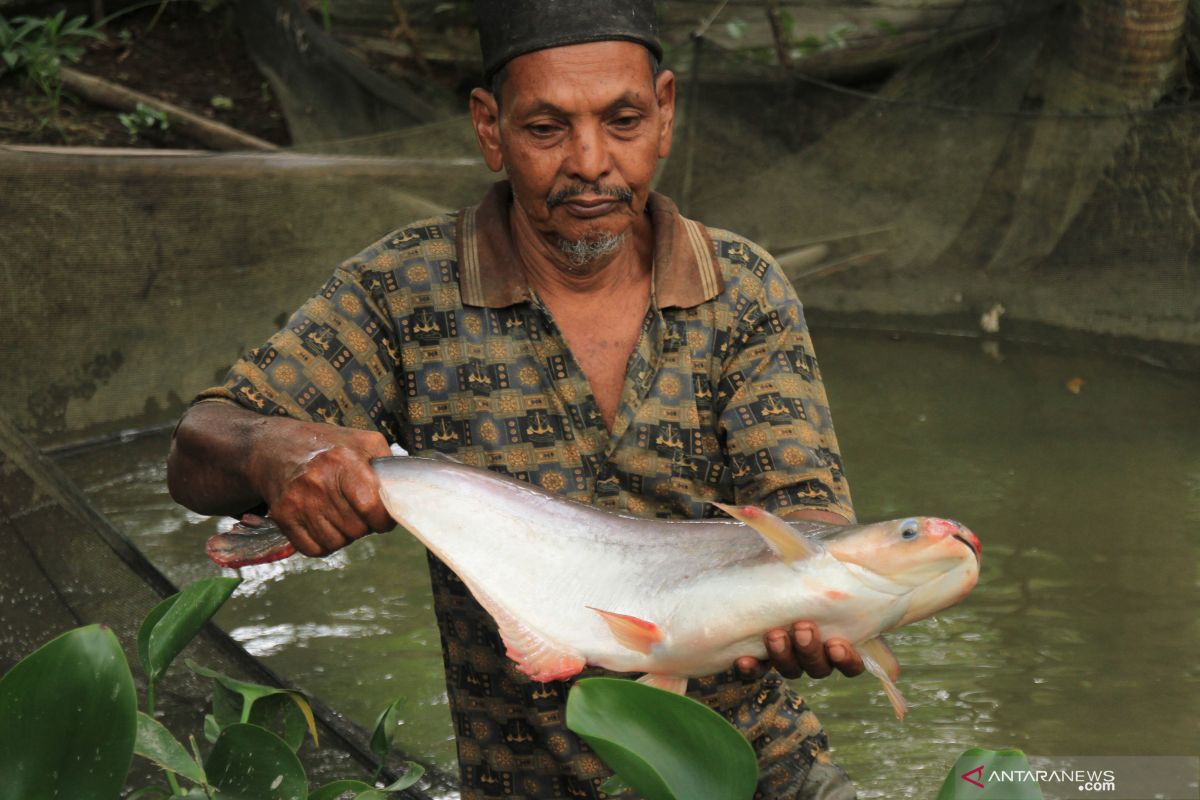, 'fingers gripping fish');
206,456,981,719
